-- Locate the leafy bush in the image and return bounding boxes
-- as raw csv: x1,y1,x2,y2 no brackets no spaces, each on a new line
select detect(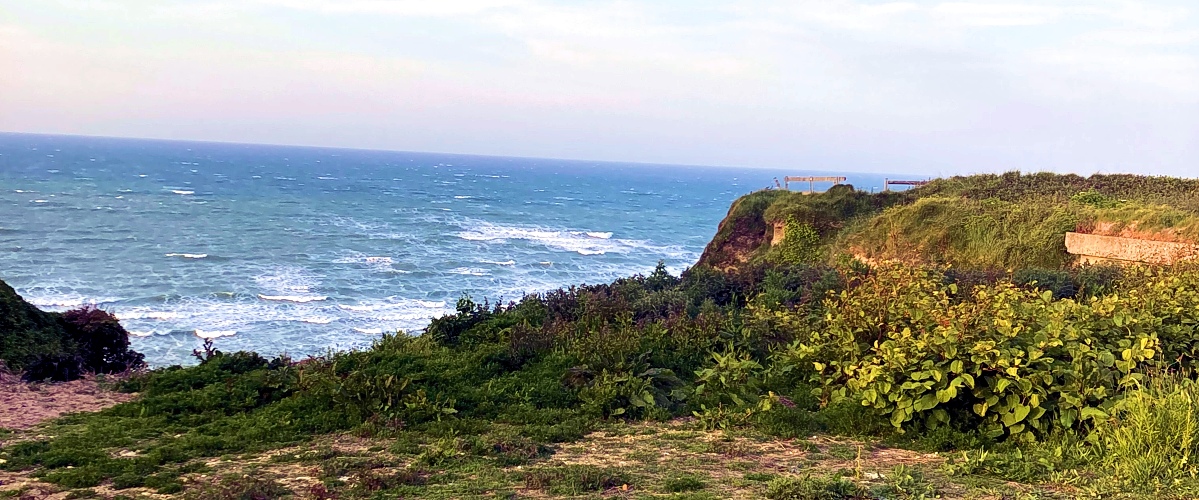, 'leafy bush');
776,217,822,264
21,307,145,382
777,265,1199,441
